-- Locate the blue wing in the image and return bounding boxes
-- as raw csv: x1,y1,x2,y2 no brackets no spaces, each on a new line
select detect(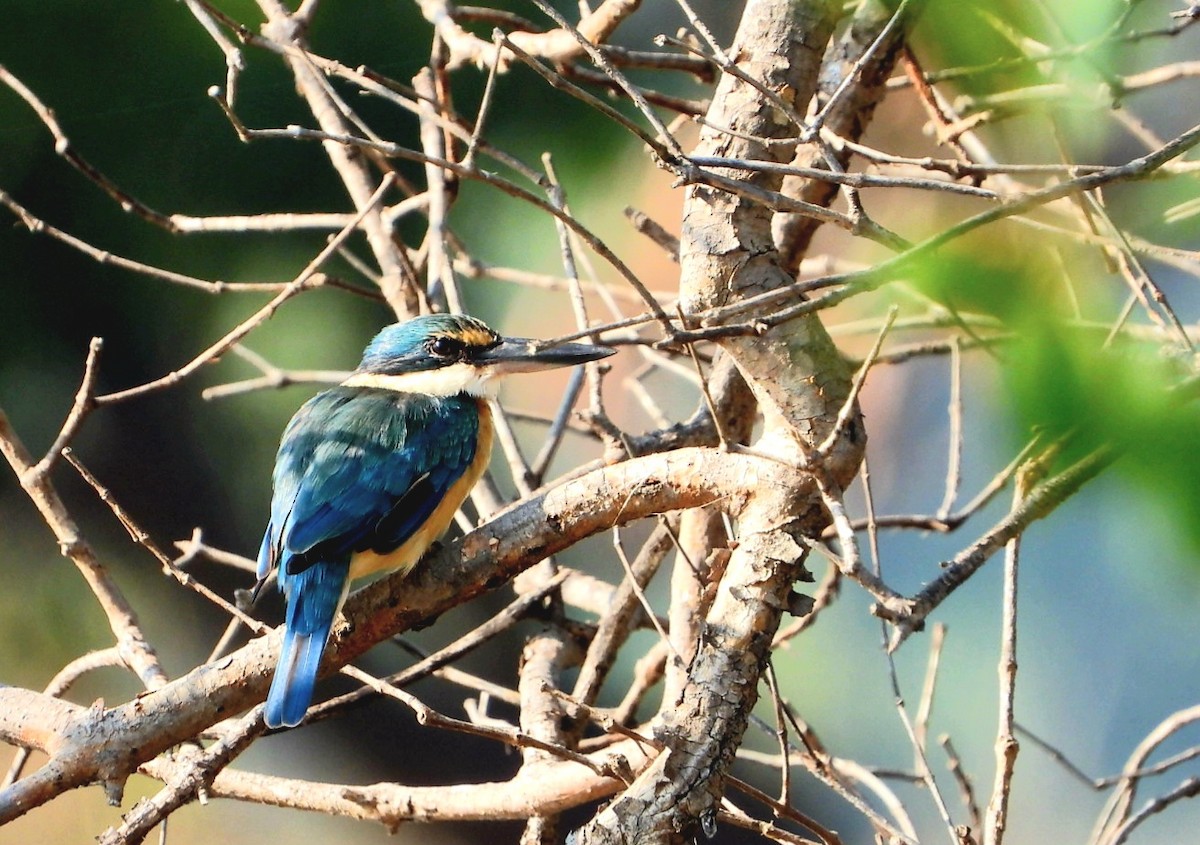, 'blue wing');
258,387,480,728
